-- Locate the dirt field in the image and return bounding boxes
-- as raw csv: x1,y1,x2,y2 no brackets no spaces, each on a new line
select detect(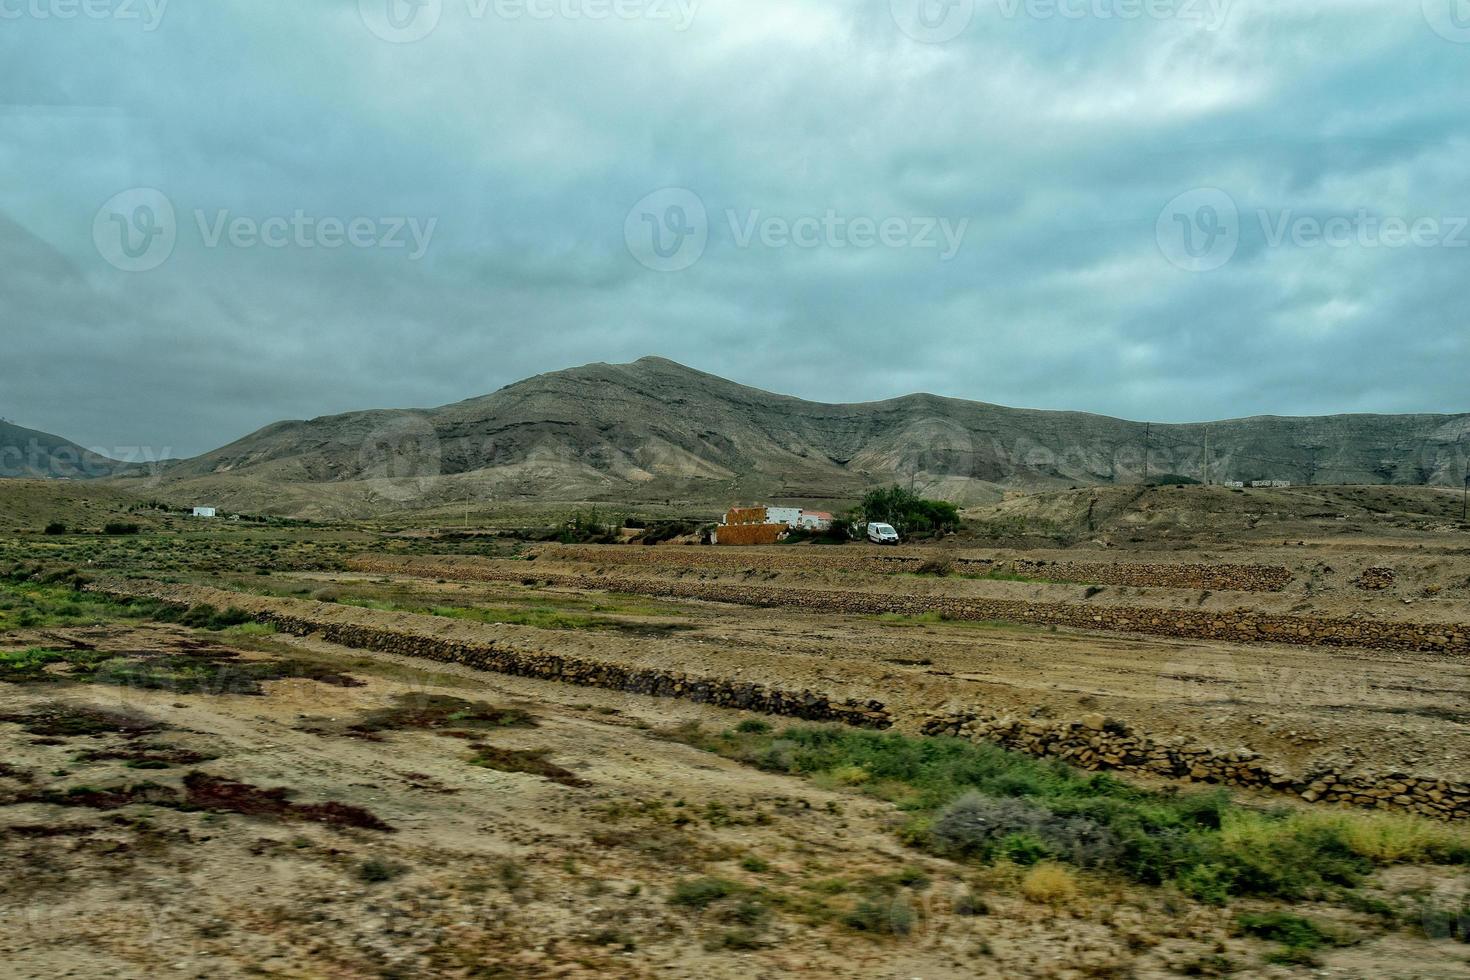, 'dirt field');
3,488,1470,977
